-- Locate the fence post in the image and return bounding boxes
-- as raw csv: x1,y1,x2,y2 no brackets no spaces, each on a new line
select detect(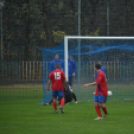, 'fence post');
110,62,112,79
12,62,14,79
124,62,125,79
107,61,109,79
114,61,115,80
132,62,134,79
9,62,11,79
22,61,24,80
1,61,4,79
37,61,38,79
33,61,35,80
87,62,88,79
39,61,42,79
94,62,95,77
19,62,21,80
5,61,7,79
26,61,28,80
118,62,119,79
29,61,31,80
82,62,84,79
120,62,121,80
15,61,19,79
127,63,128,80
